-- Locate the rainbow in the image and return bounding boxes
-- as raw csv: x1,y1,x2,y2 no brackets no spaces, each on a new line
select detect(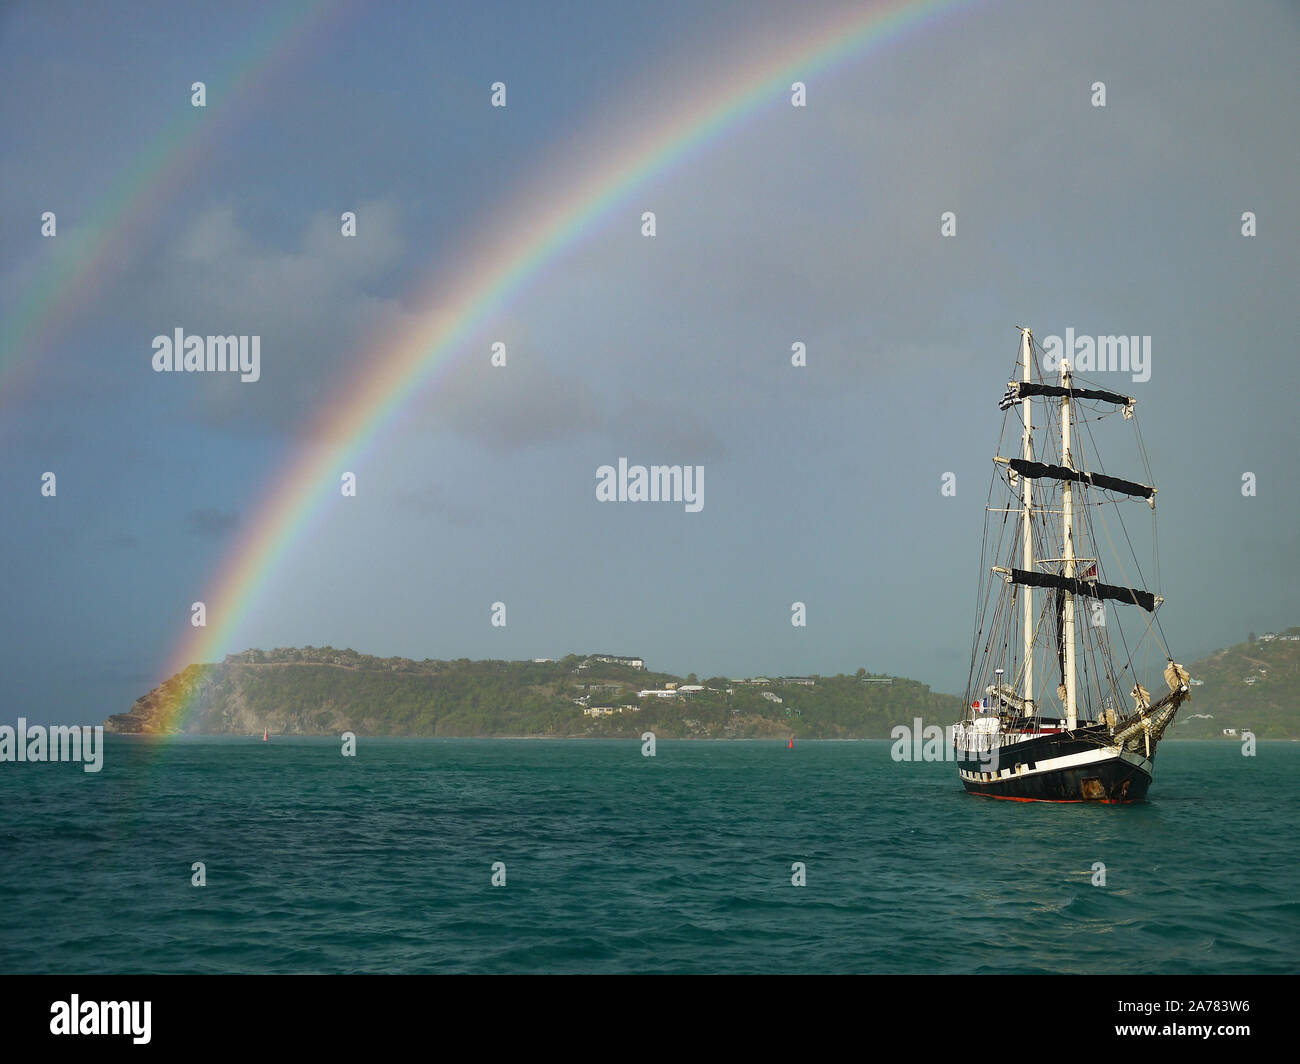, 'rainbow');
0,0,347,403
152,0,976,731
